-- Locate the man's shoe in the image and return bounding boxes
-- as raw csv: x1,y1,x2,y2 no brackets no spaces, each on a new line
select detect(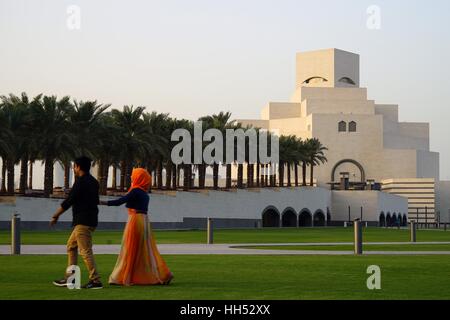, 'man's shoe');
53,278,68,287
82,280,103,289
